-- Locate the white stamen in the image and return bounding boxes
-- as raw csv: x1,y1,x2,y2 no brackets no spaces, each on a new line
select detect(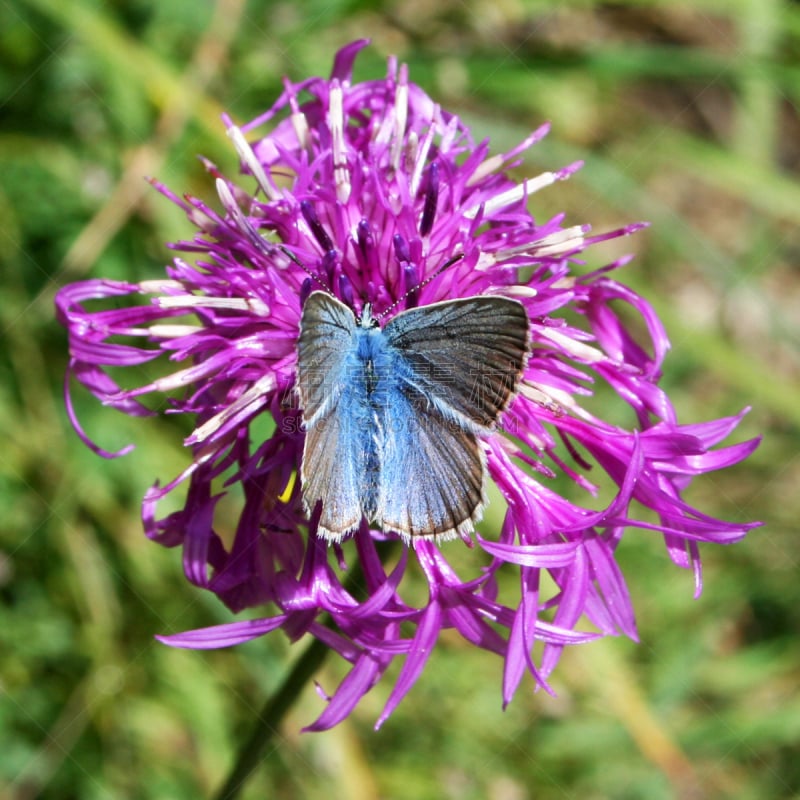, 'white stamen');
215,178,275,256
409,110,438,197
466,154,504,187
188,374,276,444
148,324,203,338
215,177,236,208
186,205,219,232
497,285,538,298
226,124,279,201
519,381,579,415
291,111,310,150
149,361,222,393
474,252,495,271
551,276,576,290
495,226,587,261
139,279,185,294
327,83,350,202
215,178,247,227
439,114,459,154
467,125,551,187
464,172,559,219
114,356,233,400
390,67,408,171
532,226,587,256
403,130,419,176
155,295,270,315
537,328,604,363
